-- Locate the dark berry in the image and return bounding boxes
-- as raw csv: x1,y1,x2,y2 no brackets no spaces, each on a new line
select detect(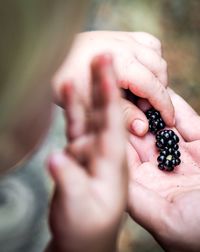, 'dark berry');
166,166,174,172
145,108,181,172
168,139,174,146
167,148,173,154
145,108,165,134
174,150,181,158
164,132,170,139
156,130,179,150
160,150,168,156
158,163,165,170
172,159,176,166
168,130,174,137
172,134,179,143
157,155,166,163
175,158,181,166
173,144,179,150
155,129,181,171
165,159,172,168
